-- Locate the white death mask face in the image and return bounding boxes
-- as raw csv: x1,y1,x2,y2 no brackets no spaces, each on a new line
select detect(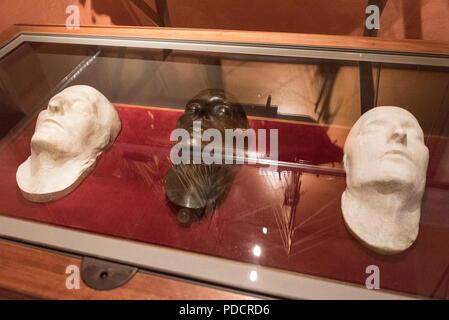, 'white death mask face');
16,85,121,202
342,106,429,255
